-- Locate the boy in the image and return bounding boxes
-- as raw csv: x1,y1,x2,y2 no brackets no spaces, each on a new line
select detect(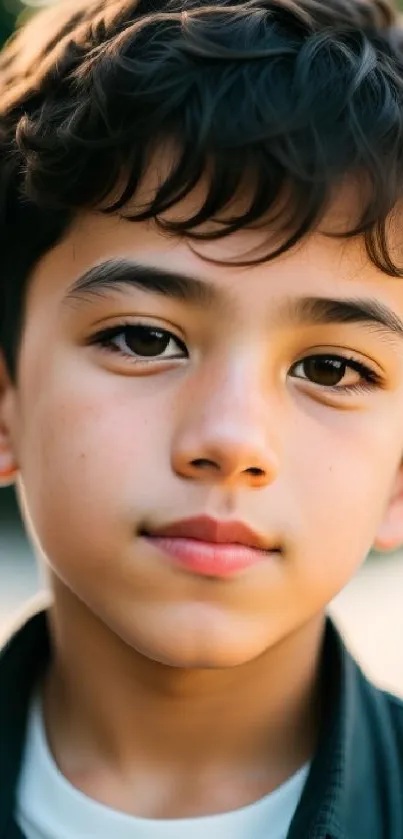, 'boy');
1,0,403,836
